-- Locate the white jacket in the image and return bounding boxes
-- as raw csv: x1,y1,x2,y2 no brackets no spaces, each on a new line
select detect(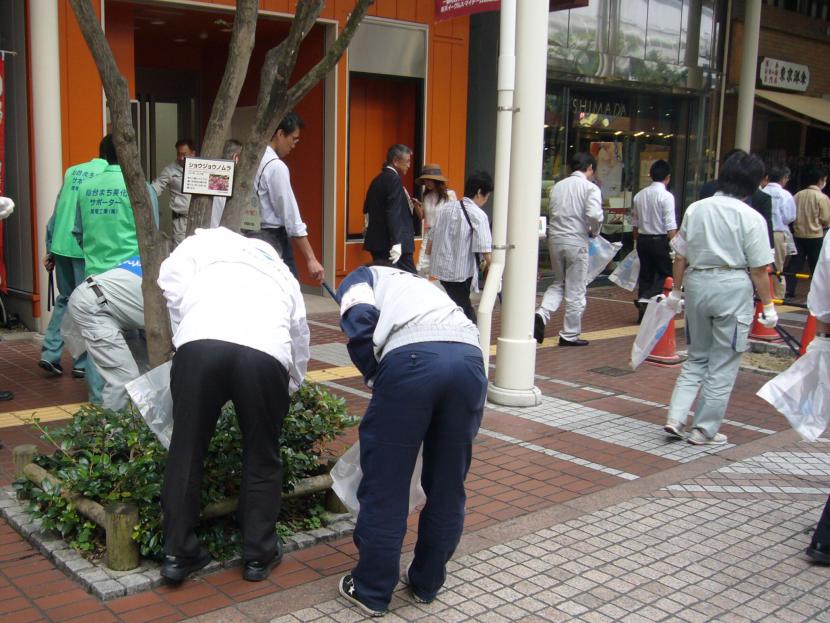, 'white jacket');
158,227,309,393
548,171,604,246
